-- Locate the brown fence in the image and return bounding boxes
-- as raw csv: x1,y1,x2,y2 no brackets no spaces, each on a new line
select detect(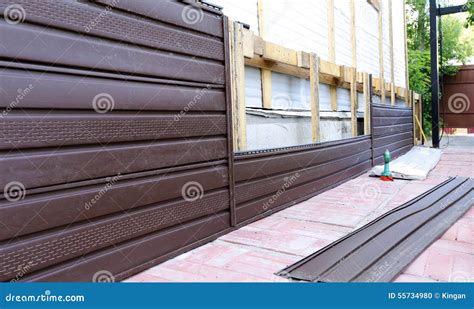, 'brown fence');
0,0,415,282
441,65,474,128
371,104,414,165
